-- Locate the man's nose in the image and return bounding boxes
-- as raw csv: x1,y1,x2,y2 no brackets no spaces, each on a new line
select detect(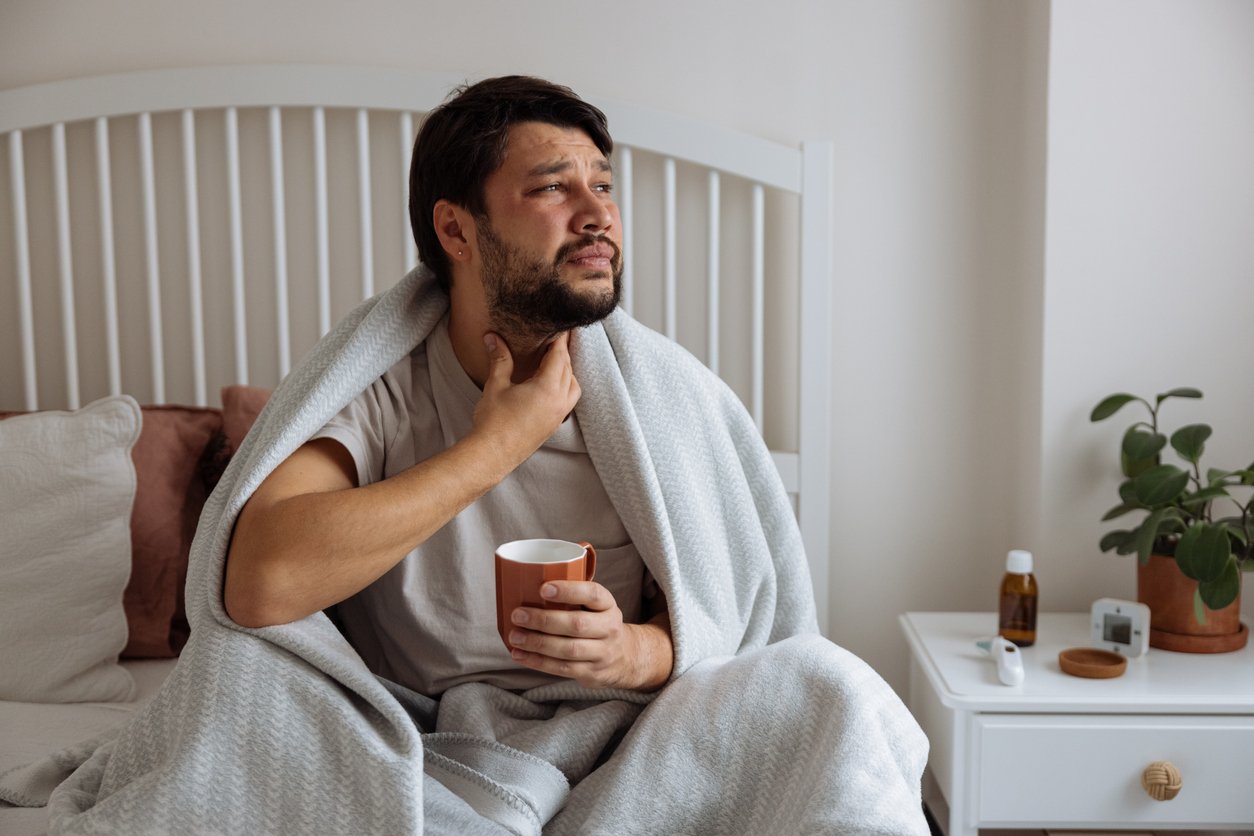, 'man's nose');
572,187,614,234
